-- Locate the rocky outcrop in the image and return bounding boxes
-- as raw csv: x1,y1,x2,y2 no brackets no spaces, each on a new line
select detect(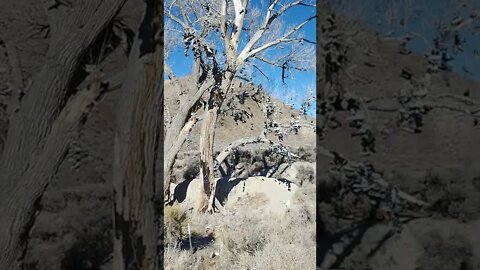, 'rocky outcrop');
171,176,299,216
